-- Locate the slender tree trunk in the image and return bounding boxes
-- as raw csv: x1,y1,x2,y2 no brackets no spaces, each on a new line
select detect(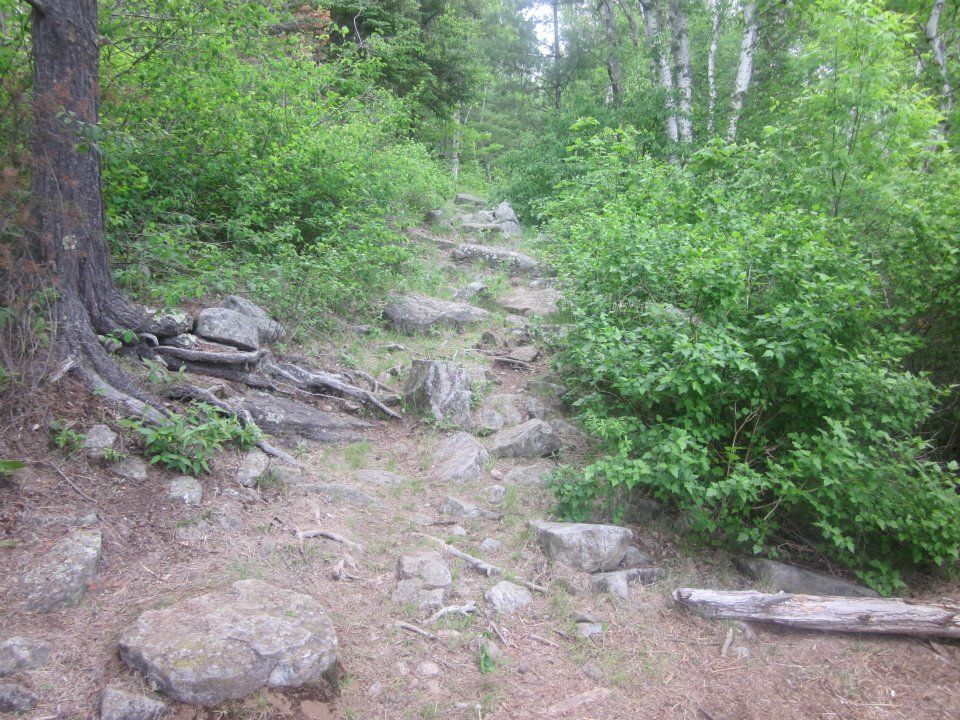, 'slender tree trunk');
727,1,758,141
616,0,640,47
640,0,679,143
707,0,722,135
599,0,623,106
668,0,693,142
30,0,159,419
925,0,953,133
450,112,462,182
552,0,563,110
